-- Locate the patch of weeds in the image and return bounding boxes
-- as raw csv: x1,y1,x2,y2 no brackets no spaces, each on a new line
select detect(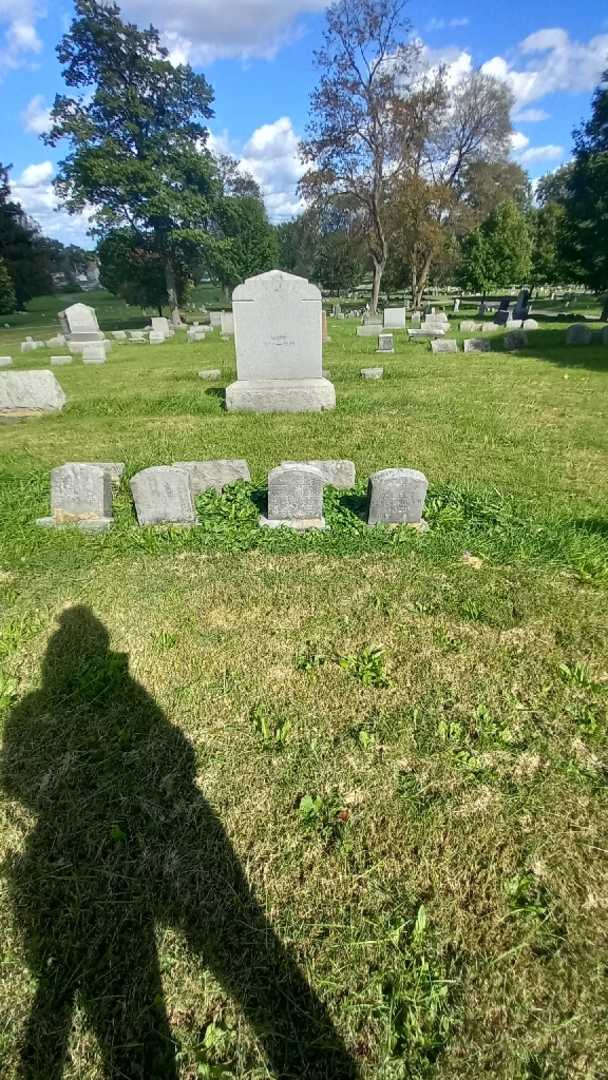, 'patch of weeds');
0,619,31,659
189,1022,234,1078
558,661,599,690
504,870,564,956
568,702,606,740
251,703,291,750
154,629,178,651
433,628,464,654
298,792,350,846
398,770,440,814
381,905,455,1076
357,727,379,751
338,646,392,688
473,704,515,749
295,641,326,672
0,671,18,714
